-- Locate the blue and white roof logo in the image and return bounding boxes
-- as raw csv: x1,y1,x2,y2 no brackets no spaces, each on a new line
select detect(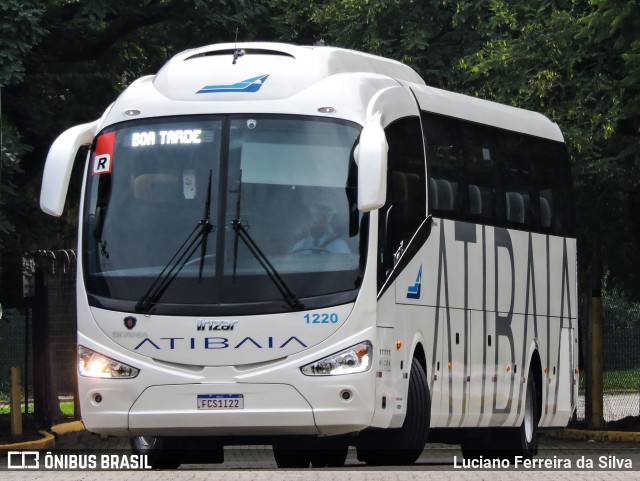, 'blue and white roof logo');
406,265,422,300
197,74,269,94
